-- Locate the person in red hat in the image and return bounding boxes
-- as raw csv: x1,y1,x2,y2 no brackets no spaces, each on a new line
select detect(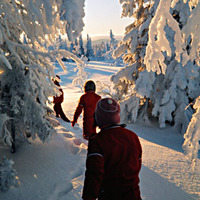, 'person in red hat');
53,75,70,123
71,80,101,140
82,97,142,200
